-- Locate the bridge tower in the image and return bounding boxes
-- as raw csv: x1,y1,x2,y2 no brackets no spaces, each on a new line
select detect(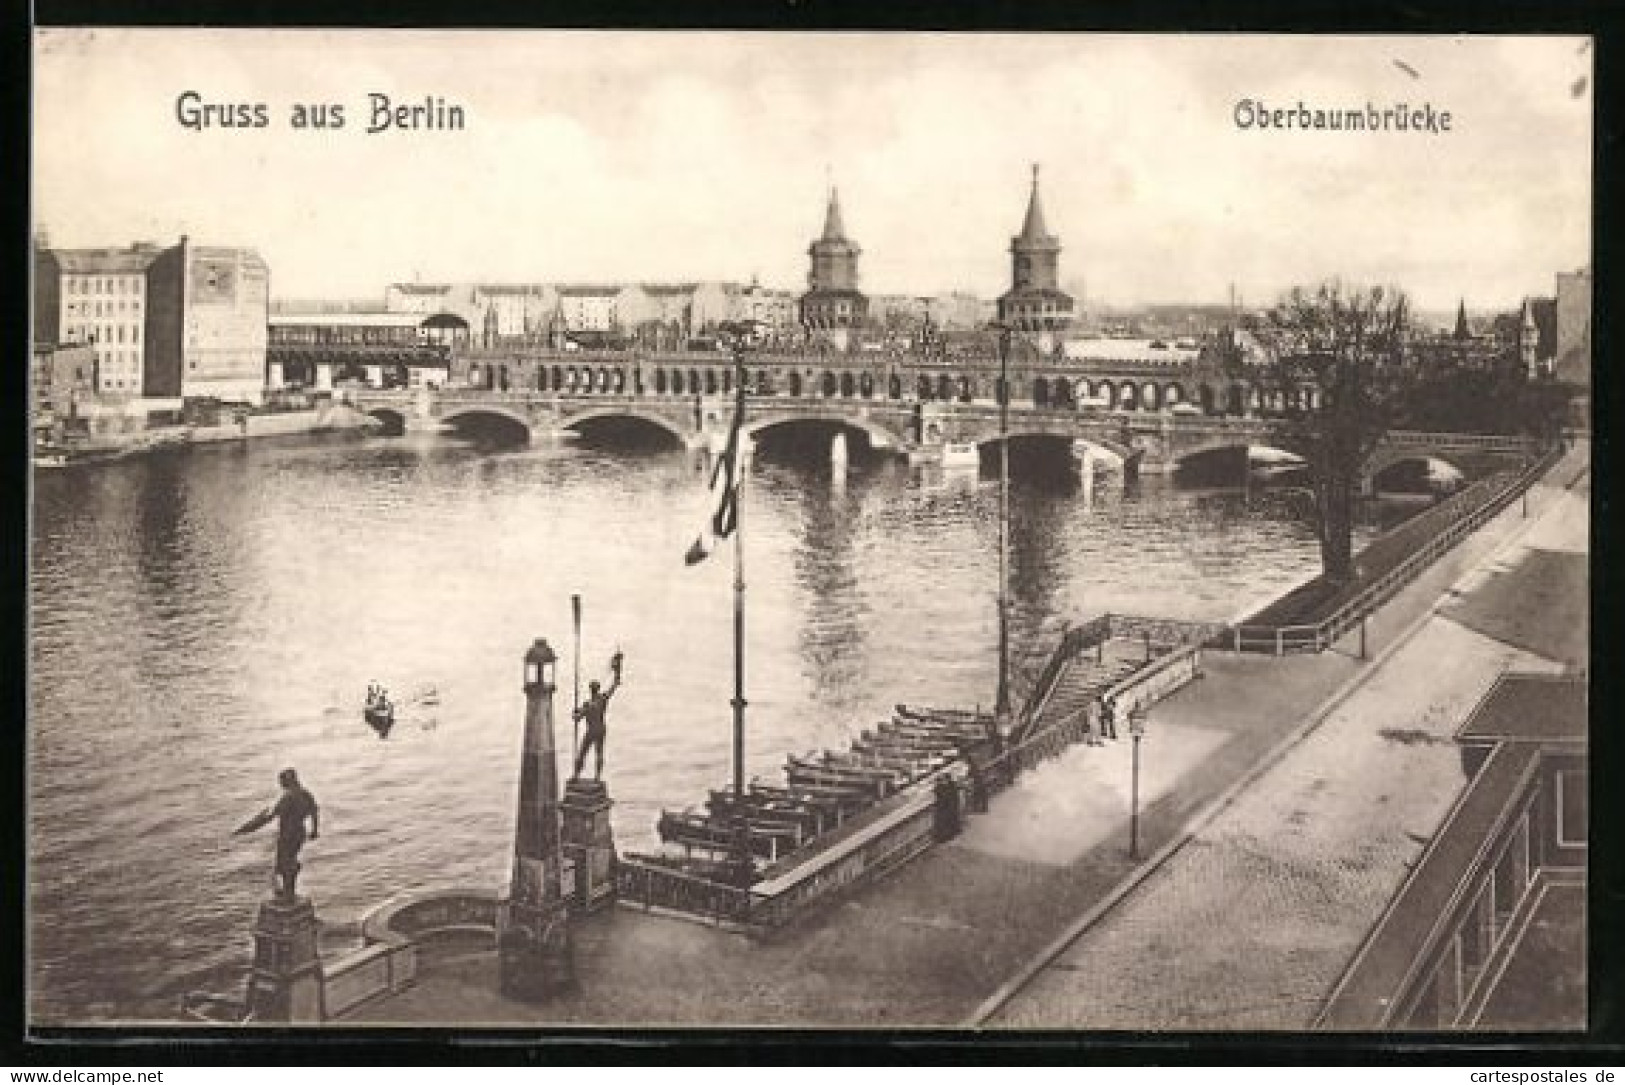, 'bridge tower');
997,164,1075,354
800,186,868,353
